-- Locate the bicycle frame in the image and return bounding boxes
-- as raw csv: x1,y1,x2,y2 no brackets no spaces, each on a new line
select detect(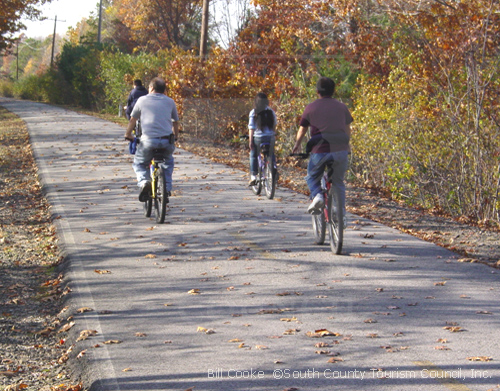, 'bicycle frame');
150,160,160,197
143,149,169,224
